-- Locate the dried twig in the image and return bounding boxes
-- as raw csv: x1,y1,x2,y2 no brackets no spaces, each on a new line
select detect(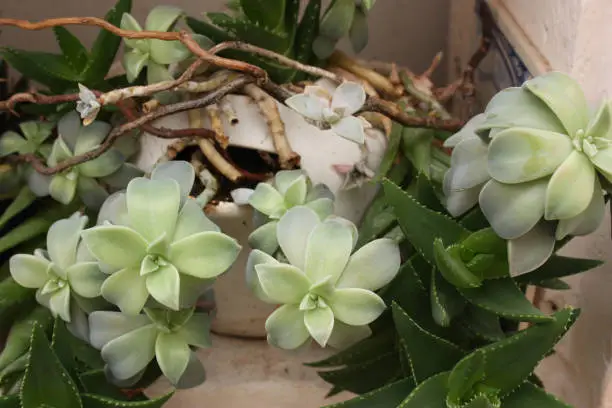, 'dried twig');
328,66,379,98
0,17,266,79
190,153,219,206
329,51,402,98
243,84,299,169
361,98,464,132
16,77,252,175
210,41,340,82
